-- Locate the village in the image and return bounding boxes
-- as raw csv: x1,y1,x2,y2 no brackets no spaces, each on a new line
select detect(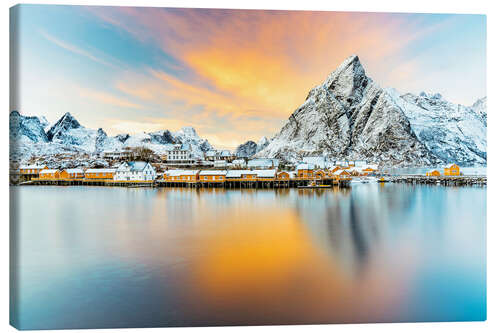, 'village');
12,143,484,188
